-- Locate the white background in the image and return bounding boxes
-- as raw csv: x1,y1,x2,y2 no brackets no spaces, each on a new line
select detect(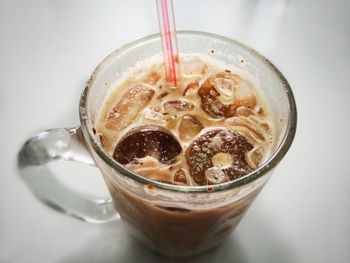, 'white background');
1,0,349,262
